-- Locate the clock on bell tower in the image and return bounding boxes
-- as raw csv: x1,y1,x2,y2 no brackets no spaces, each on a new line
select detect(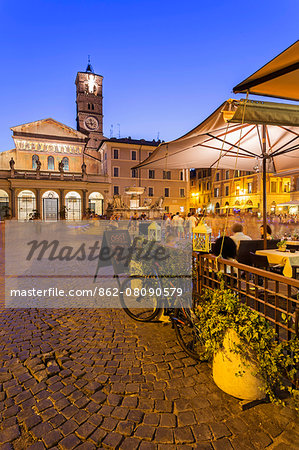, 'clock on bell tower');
75,59,103,150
